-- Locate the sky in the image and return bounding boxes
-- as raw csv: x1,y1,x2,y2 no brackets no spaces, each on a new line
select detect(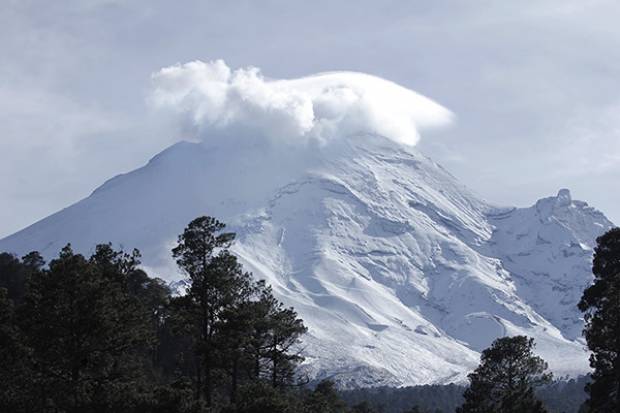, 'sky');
1,0,619,238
